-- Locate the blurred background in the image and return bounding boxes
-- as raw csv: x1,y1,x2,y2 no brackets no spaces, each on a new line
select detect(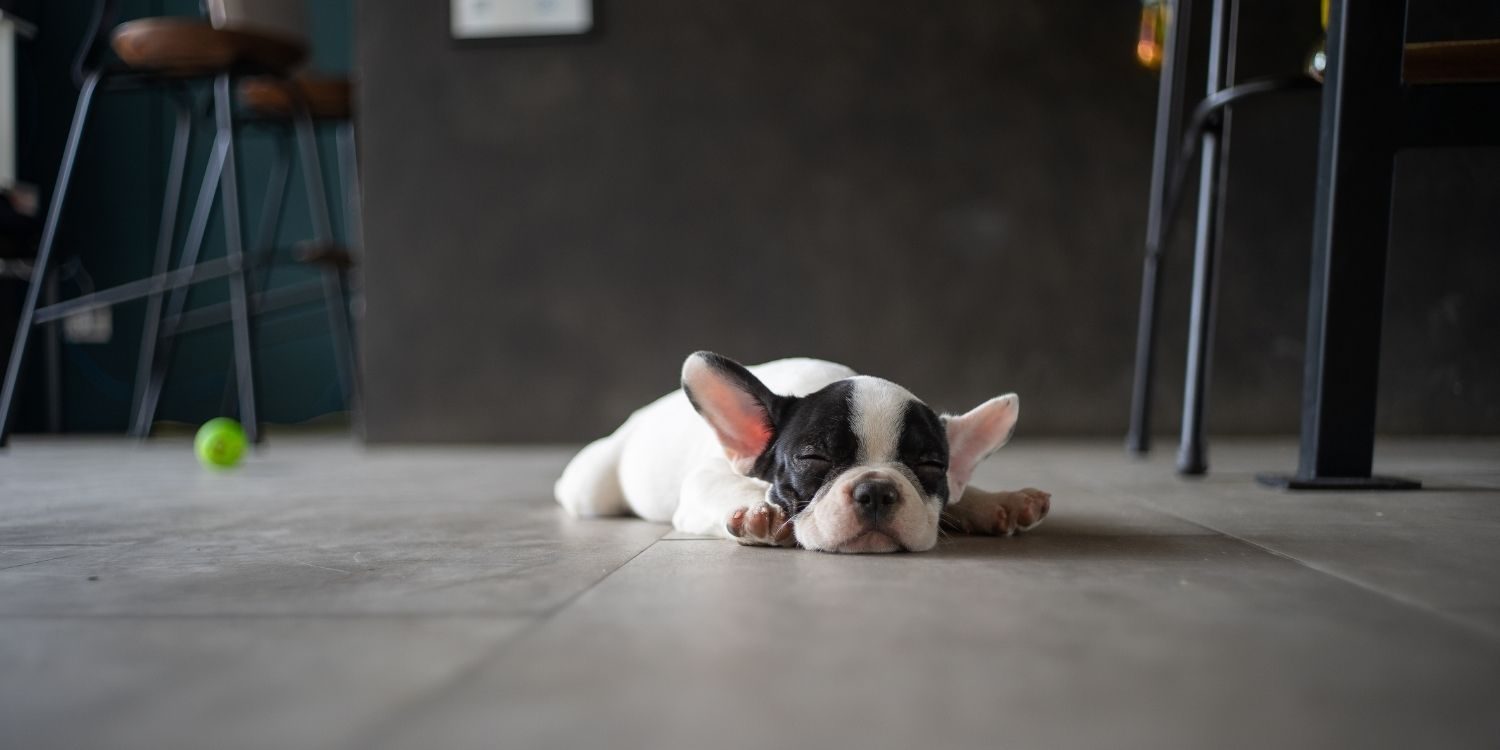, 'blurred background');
4,4,1500,748
6,0,1499,443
